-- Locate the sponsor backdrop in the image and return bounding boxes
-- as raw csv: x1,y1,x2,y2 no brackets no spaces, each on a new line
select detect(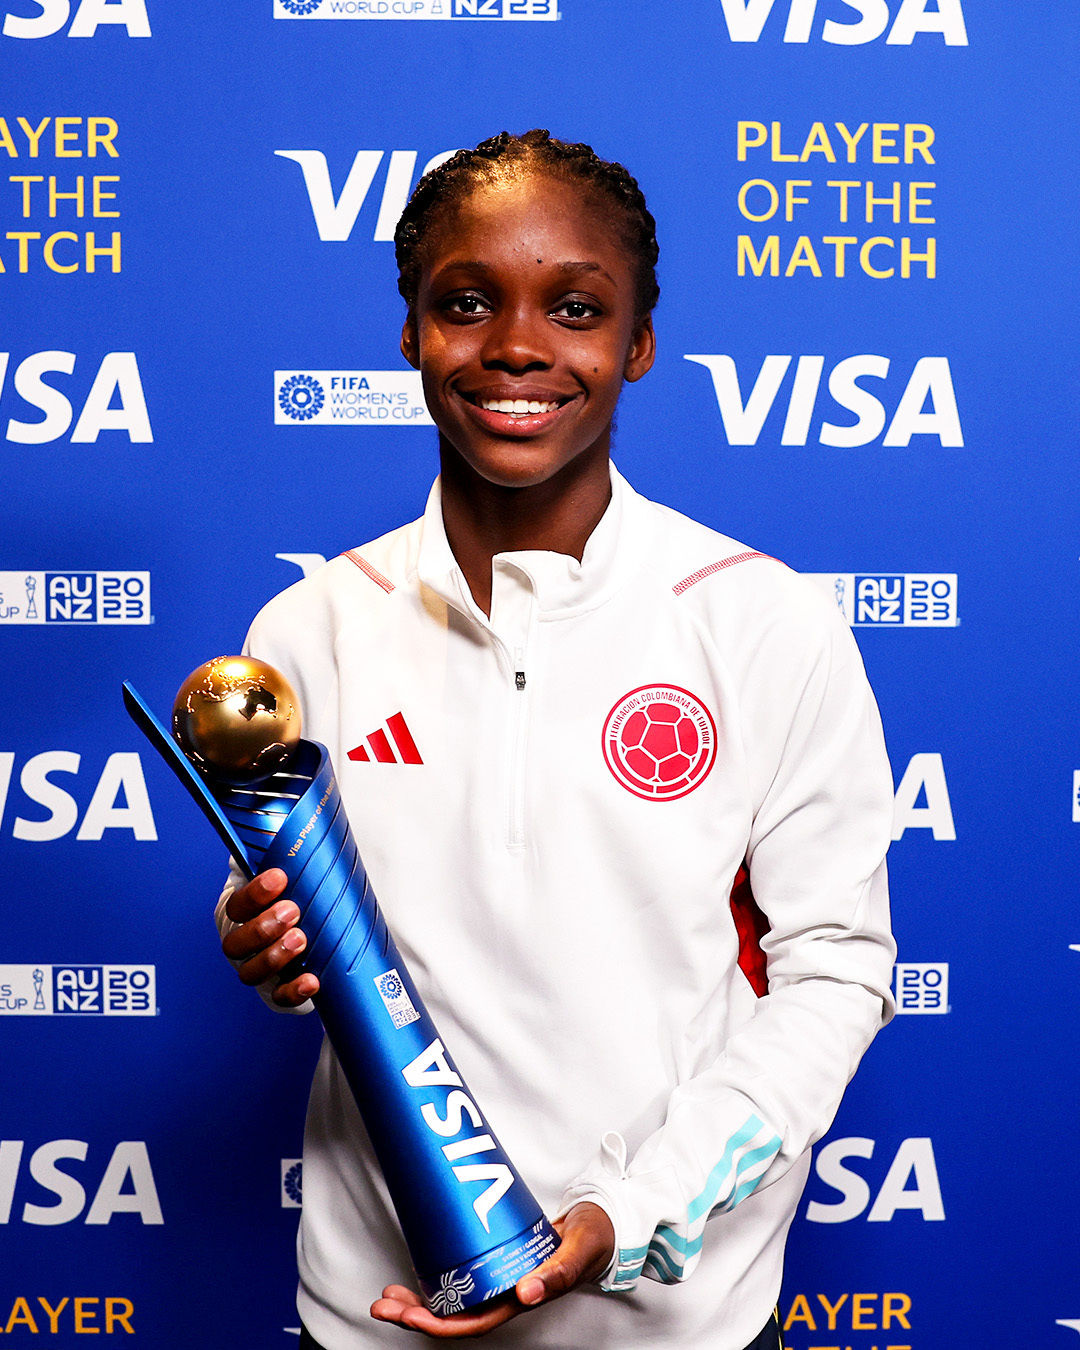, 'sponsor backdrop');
3,2,1077,1345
